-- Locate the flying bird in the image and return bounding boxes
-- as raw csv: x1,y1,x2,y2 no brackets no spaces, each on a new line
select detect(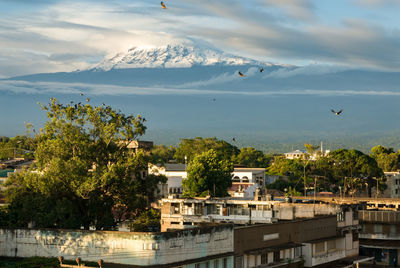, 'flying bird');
161,1,167,9
143,118,147,122
259,68,264,73
331,109,343,115
80,93,84,96
86,97,90,102
238,71,245,77
232,138,236,142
